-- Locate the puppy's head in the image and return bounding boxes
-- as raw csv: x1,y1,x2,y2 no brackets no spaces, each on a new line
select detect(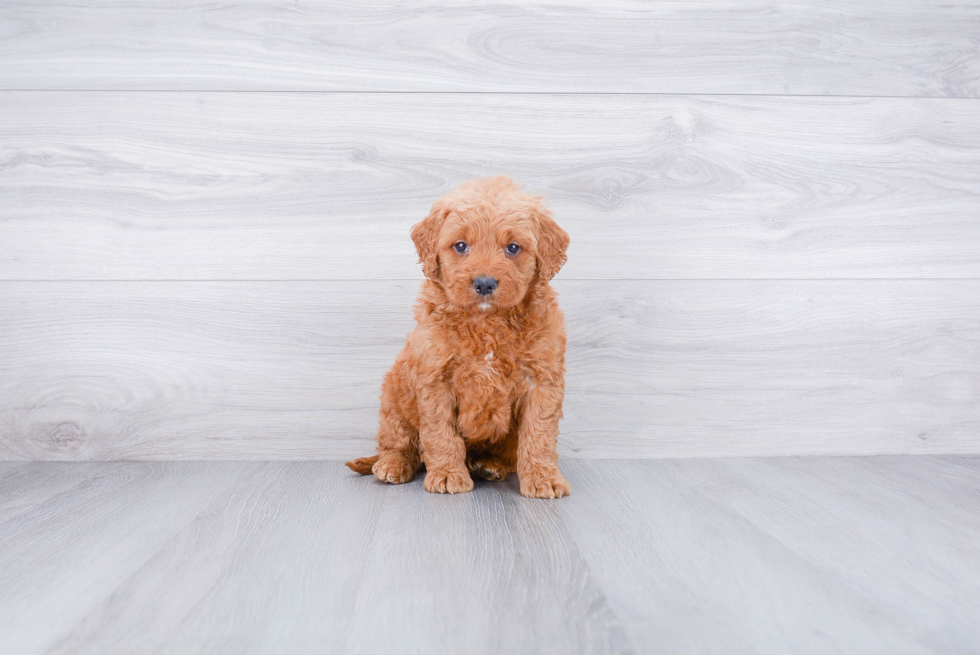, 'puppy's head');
411,177,569,311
